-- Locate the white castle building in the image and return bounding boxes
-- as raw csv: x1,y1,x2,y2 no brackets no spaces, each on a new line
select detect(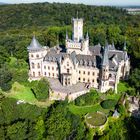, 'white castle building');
27,17,130,100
